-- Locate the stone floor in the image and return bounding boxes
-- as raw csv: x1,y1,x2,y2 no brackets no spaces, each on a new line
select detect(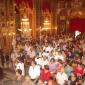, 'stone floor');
0,58,31,85
0,62,16,85
0,61,30,85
